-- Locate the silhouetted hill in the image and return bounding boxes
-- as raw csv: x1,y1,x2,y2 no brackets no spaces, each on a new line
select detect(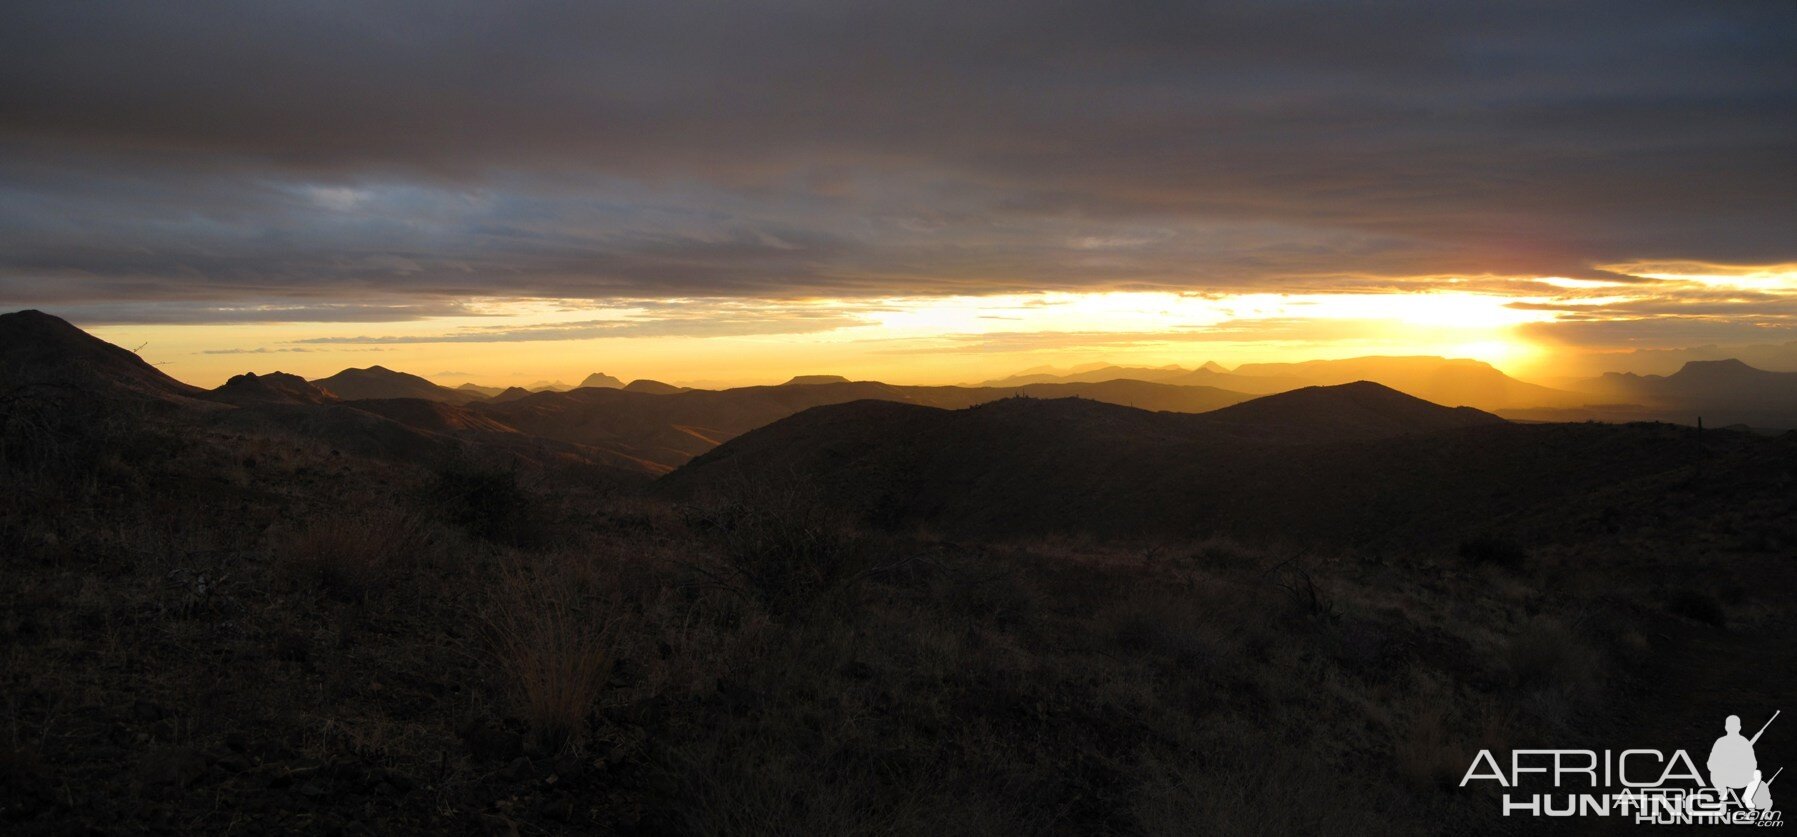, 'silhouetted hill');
782,374,851,386
978,363,1306,393
456,383,505,398
1198,381,1502,442
489,386,536,403
578,372,624,389
1229,356,1580,410
665,383,1765,542
0,310,204,404
472,379,1253,470
208,371,339,406
311,366,485,404
1575,359,1797,428
623,379,685,394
